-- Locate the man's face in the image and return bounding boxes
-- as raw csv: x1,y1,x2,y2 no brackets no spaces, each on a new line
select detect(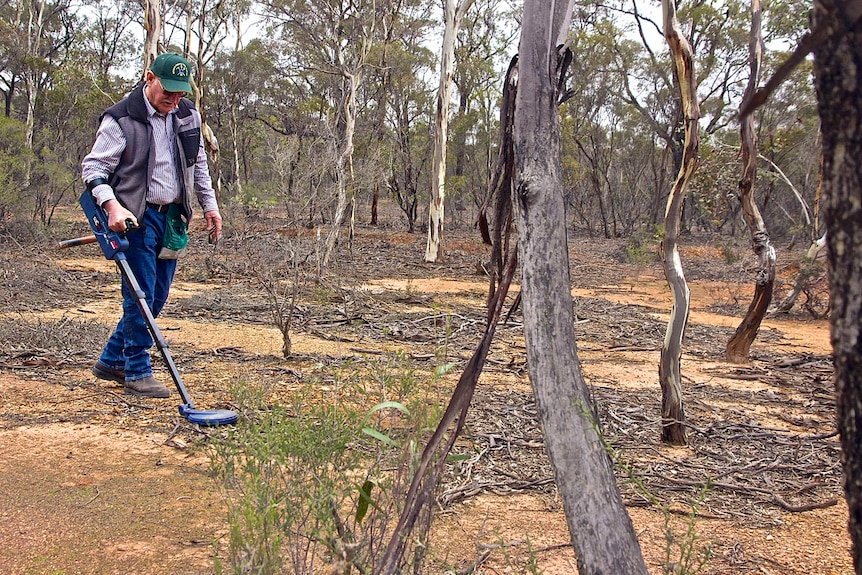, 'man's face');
144,71,185,115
